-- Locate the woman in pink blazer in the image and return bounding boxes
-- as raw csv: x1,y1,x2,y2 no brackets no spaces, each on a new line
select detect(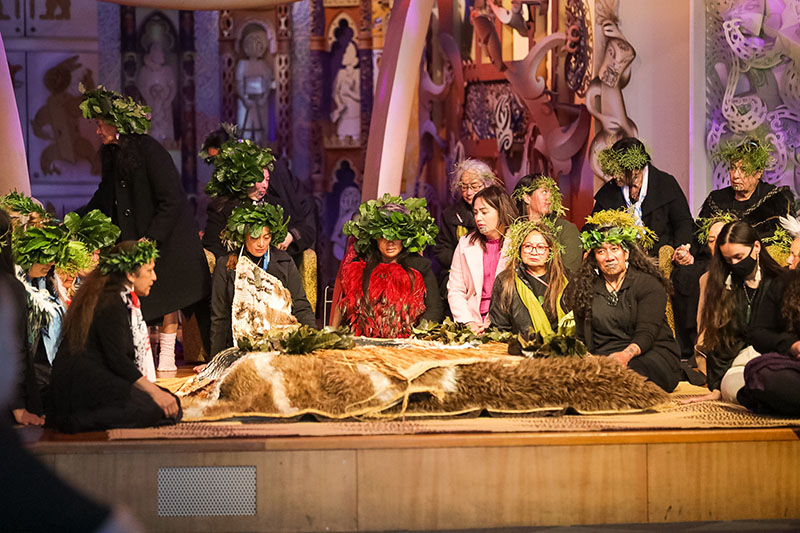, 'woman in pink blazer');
447,185,518,334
